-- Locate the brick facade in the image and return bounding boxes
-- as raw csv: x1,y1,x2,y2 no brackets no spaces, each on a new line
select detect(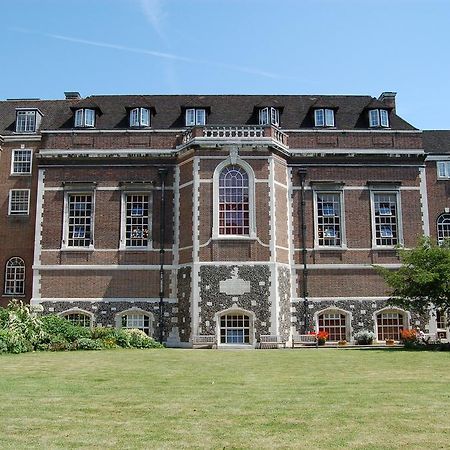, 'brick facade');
0,93,448,345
